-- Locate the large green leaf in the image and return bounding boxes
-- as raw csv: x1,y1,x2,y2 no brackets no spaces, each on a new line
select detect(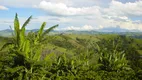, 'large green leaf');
14,13,20,35
38,22,46,39
22,40,30,59
14,13,20,33
42,24,58,37
0,42,13,51
33,47,42,61
20,16,32,46
14,13,20,44
21,16,32,30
